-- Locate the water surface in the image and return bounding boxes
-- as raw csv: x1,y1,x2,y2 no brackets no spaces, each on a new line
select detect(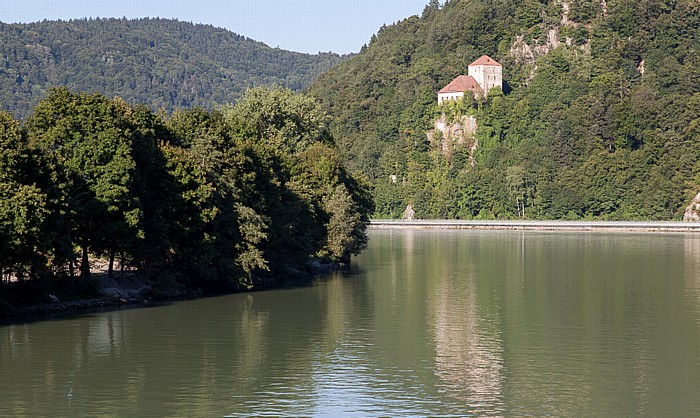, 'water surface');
2,229,700,416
